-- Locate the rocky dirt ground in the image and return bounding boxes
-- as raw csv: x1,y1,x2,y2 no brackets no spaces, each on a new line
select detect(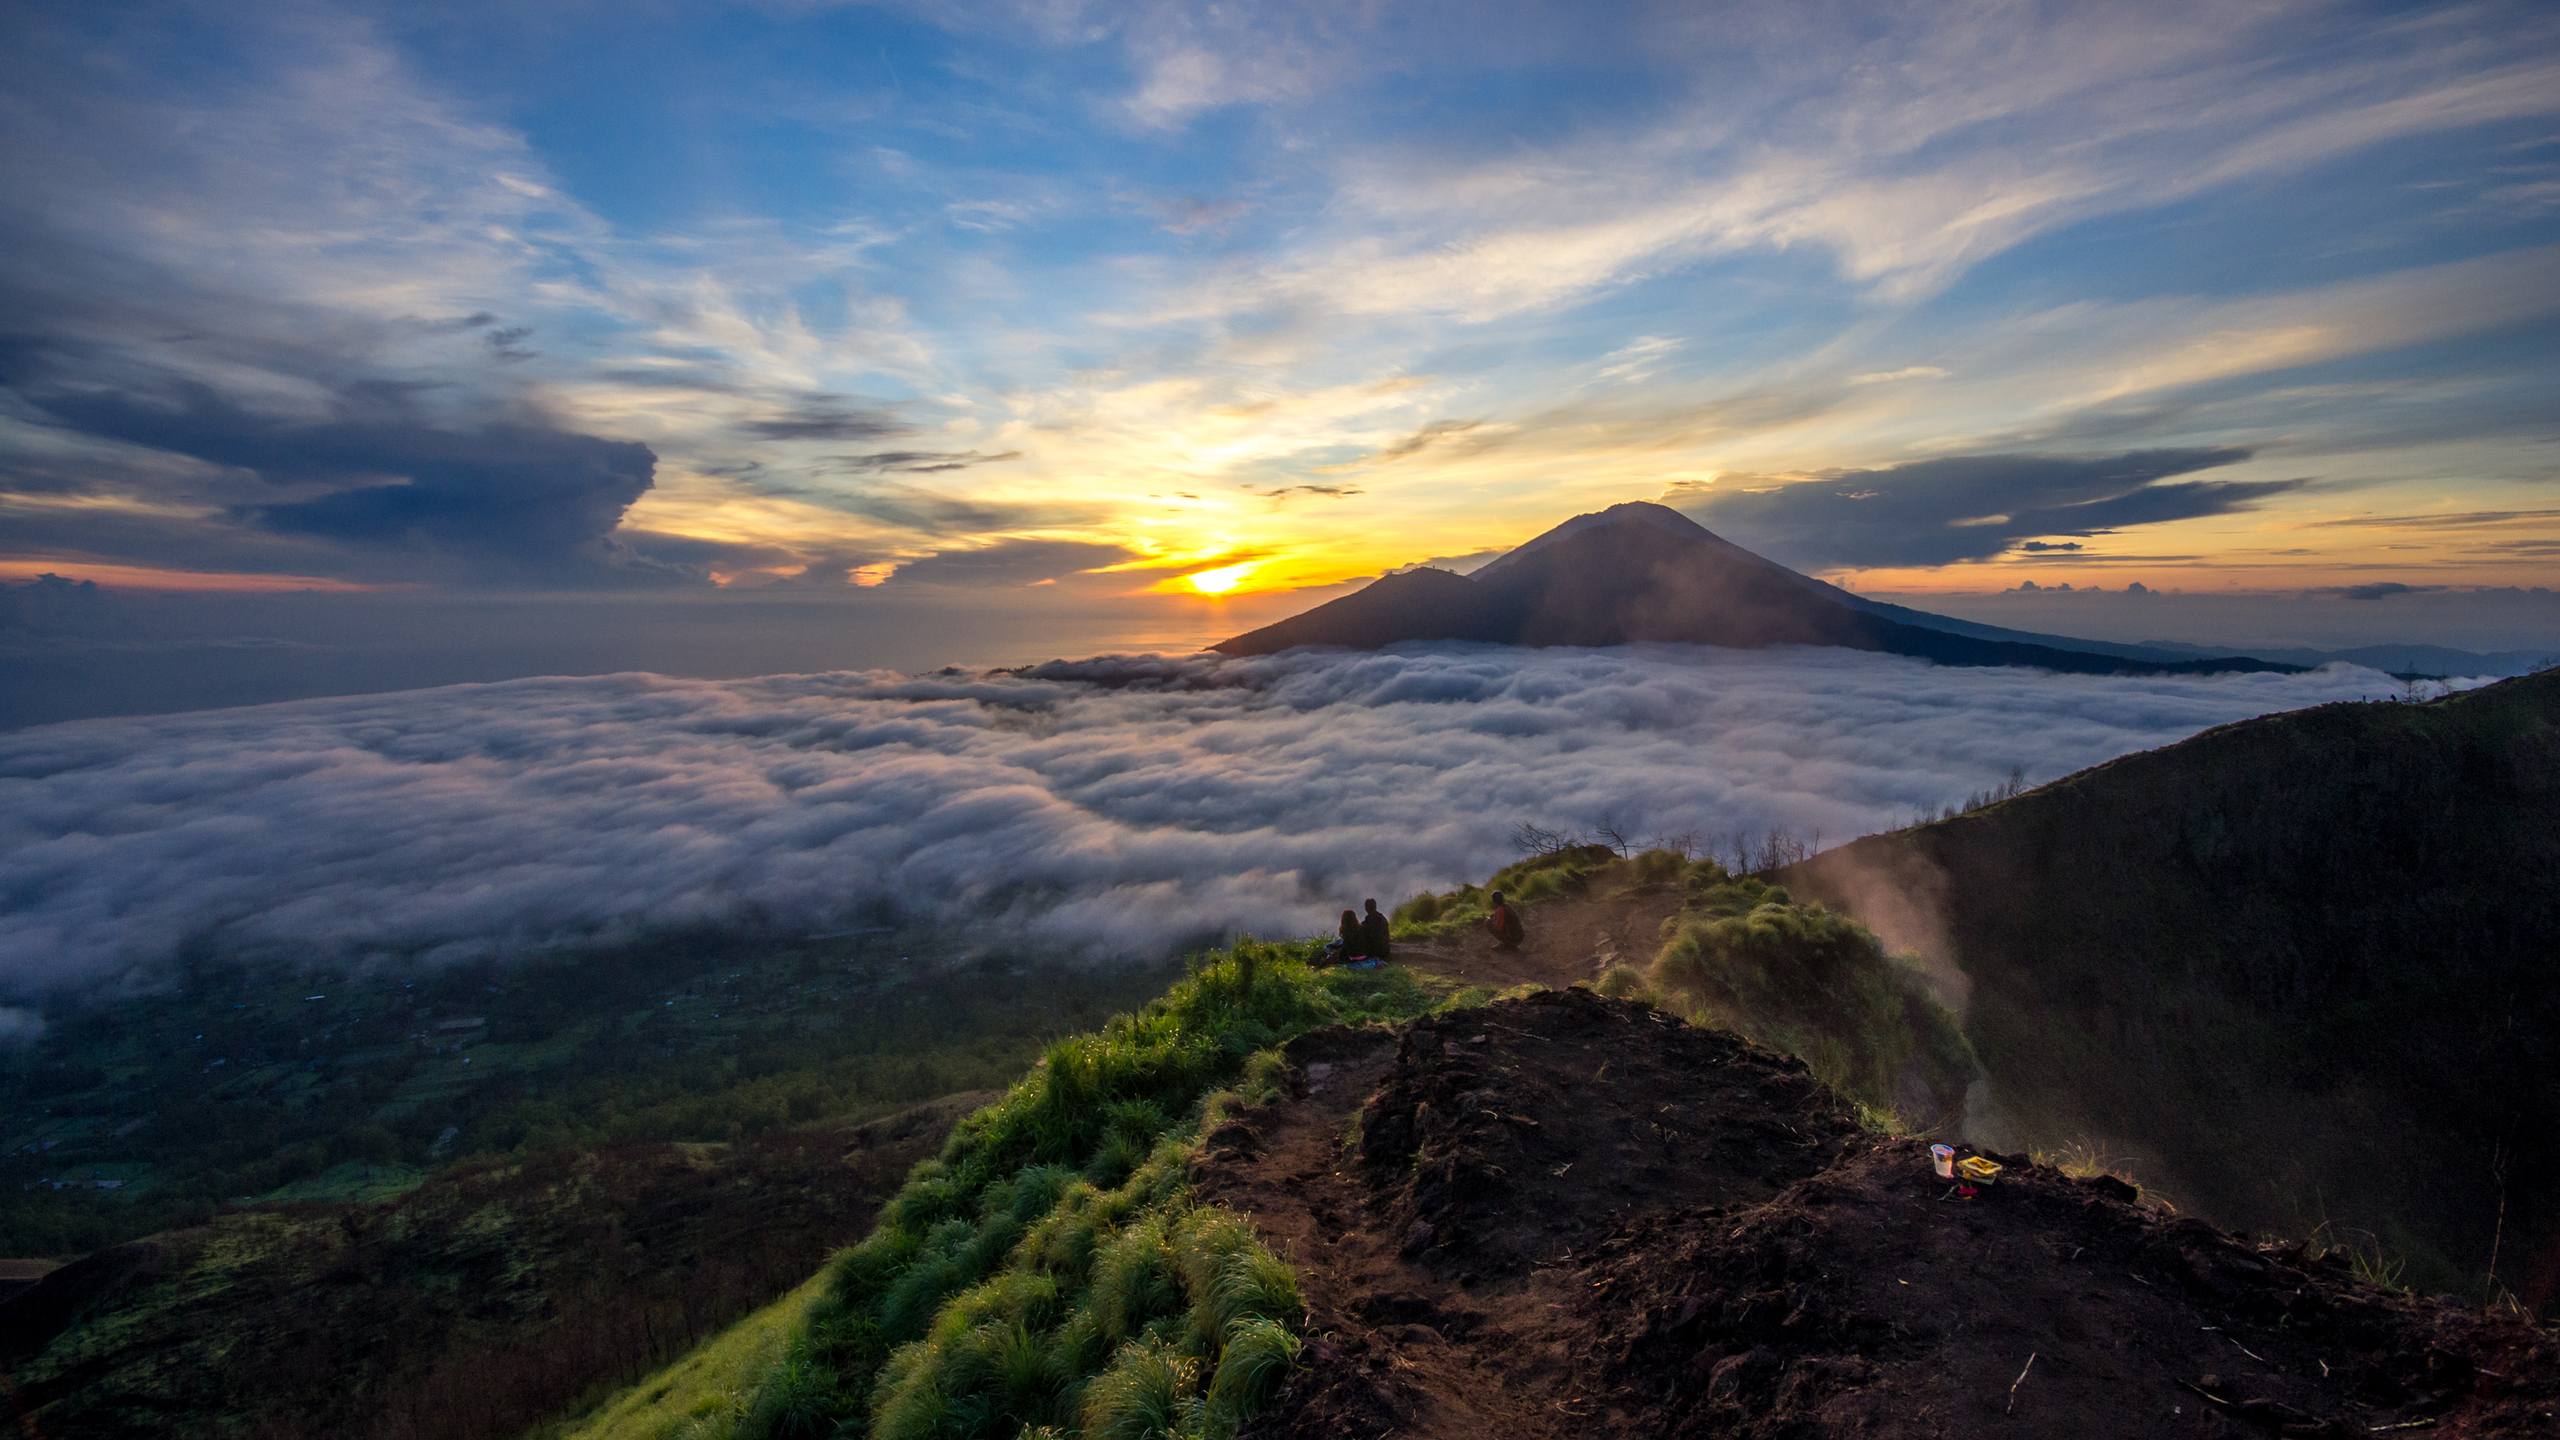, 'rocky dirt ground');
1387,879,1682,994
1195,989,2557,1439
